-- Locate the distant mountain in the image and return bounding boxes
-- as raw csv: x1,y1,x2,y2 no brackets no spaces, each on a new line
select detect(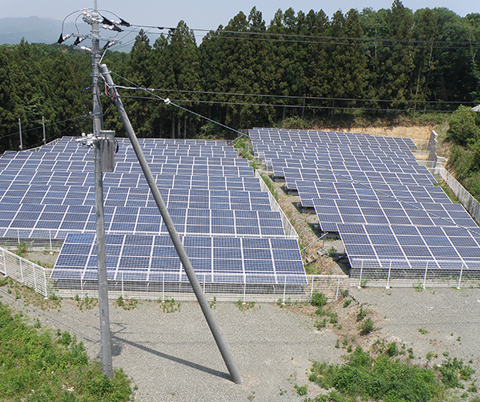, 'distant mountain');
0,16,88,45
